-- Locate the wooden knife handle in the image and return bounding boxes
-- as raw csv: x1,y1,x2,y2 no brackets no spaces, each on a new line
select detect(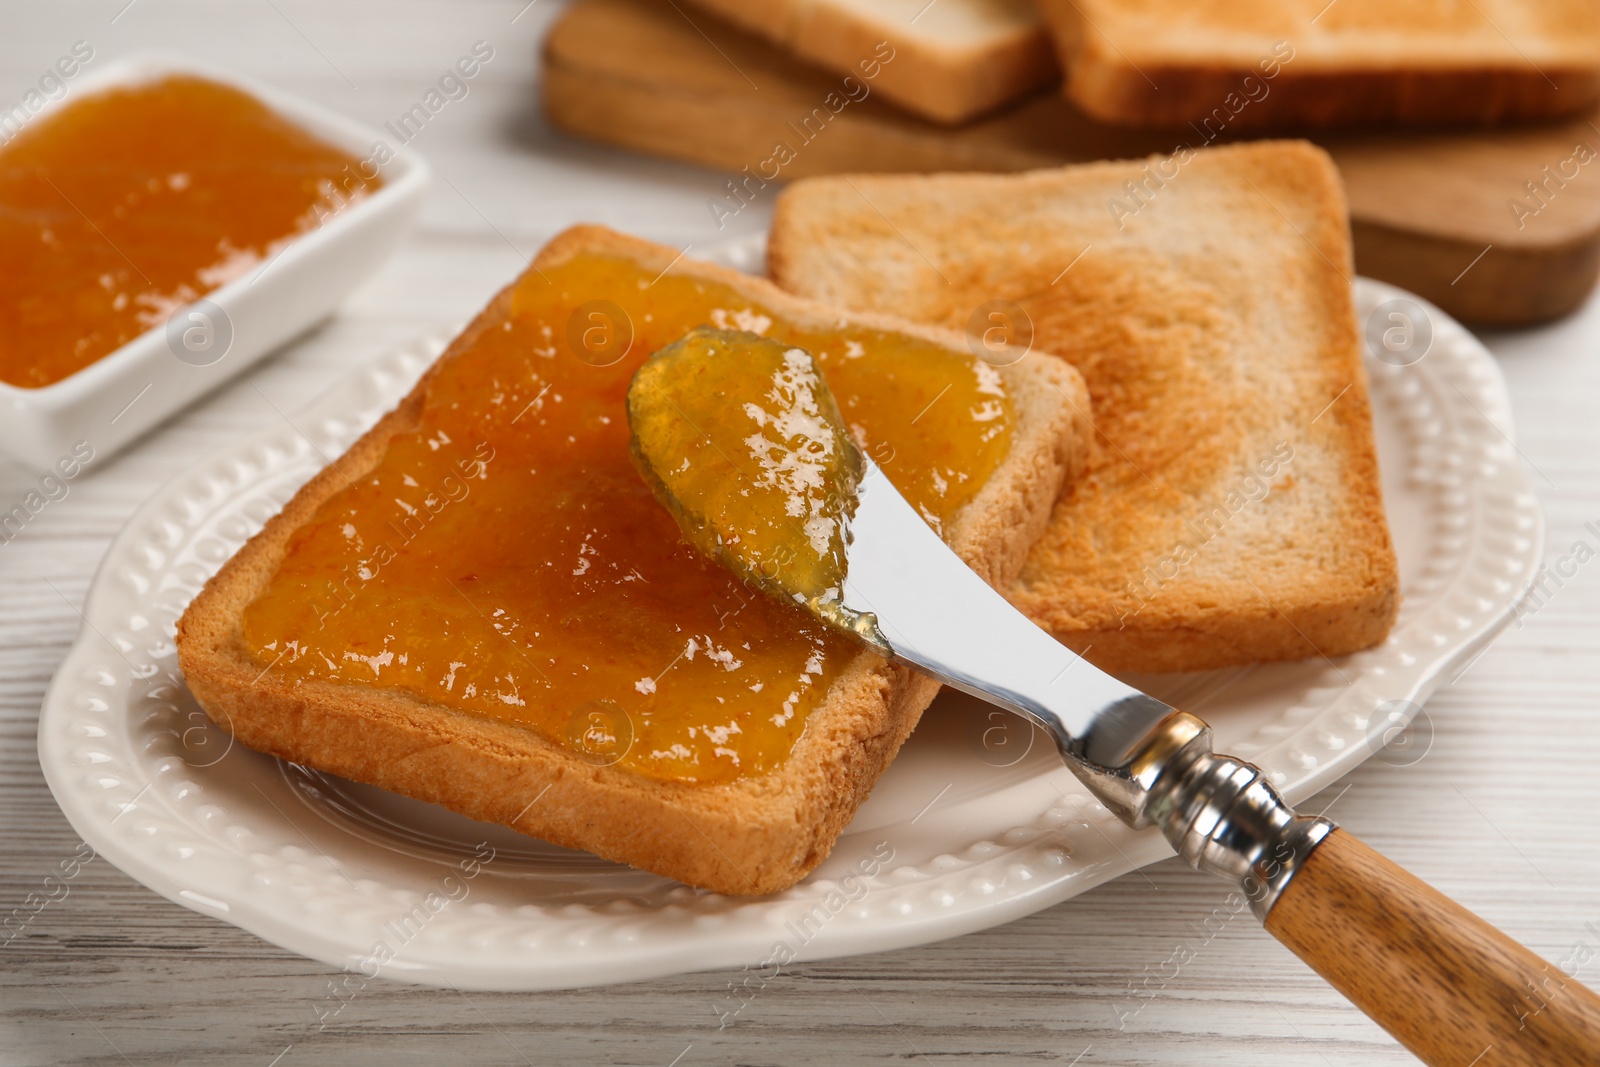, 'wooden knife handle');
1266,828,1600,1066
